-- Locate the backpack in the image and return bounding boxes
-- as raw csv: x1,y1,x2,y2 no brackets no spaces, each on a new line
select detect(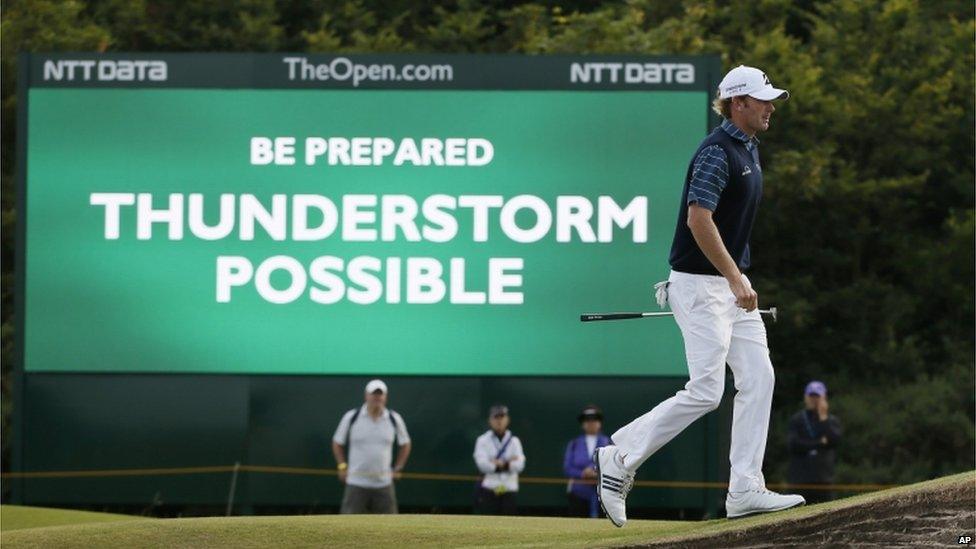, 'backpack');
343,407,400,465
